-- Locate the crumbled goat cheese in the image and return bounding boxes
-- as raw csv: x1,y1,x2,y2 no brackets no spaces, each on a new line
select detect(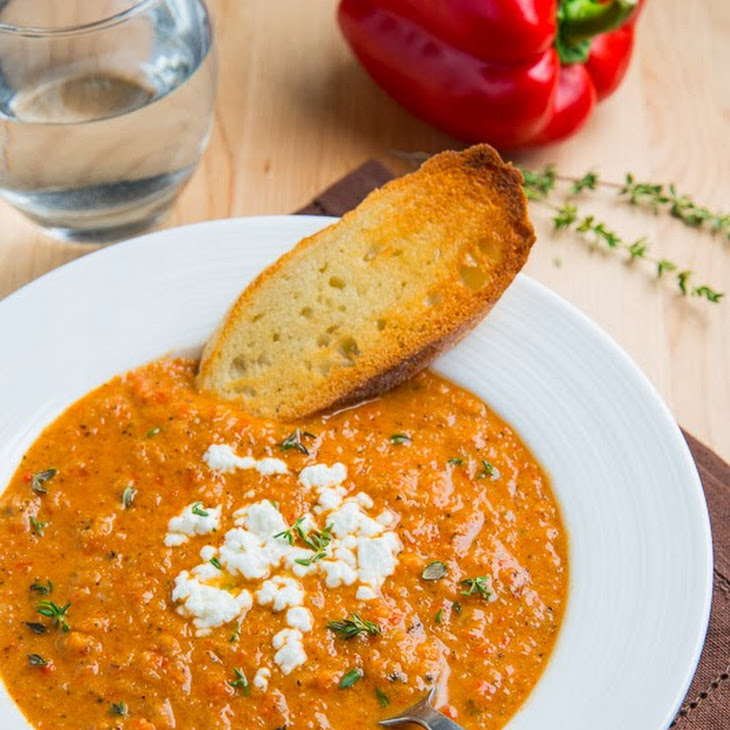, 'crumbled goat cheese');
170,461,402,677
165,503,221,546
356,585,379,601
172,571,252,636
203,443,288,476
286,606,313,632
272,628,307,675
253,667,271,691
257,576,305,612
298,462,347,490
